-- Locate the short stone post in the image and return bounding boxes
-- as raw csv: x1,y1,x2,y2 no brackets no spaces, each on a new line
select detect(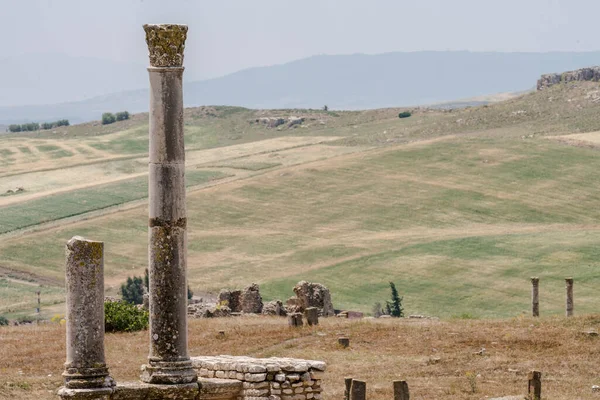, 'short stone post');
305,307,319,326
565,277,574,317
338,337,350,348
350,379,366,400
531,277,539,317
288,312,303,327
528,370,541,400
58,237,114,399
344,378,353,400
140,23,197,385
393,380,409,400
